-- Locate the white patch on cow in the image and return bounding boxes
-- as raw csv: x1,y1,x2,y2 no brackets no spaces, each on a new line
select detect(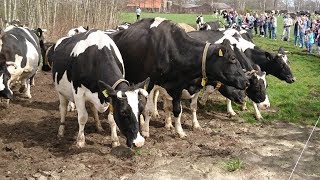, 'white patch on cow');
54,37,70,51
279,54,288,64
214,34,238,50
150,17,166,28
239,29,247,34
55,71,74,102
257,72,267,88
218,27,226,31
7,55,23,78
125,90,145,146
258,95,270,110
10,34,18,40
18,27,38,46
125,91,139,120
223,29,239,36
0,74,5,91
116,91,123,99
55,71,109,113
4,25,15,32
70,31,125,77
0,39,2,52
237,37,255,51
